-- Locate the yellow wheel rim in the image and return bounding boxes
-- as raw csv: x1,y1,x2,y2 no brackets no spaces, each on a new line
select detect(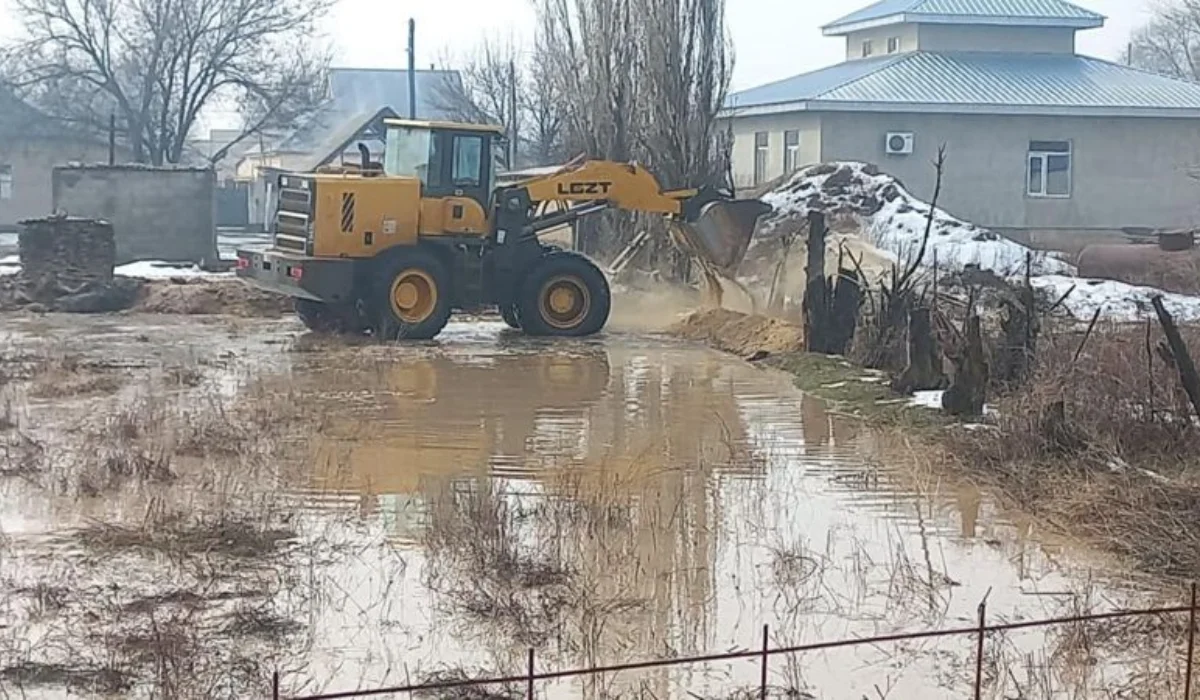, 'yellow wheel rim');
390,268,438,324
538,275,591,330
